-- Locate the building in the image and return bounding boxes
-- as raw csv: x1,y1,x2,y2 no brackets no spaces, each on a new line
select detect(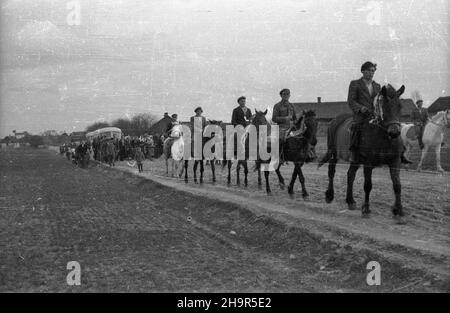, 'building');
428,96,450,115
69,131,86,142
13,130,29,140
148,113,173,137
292,97,417,122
